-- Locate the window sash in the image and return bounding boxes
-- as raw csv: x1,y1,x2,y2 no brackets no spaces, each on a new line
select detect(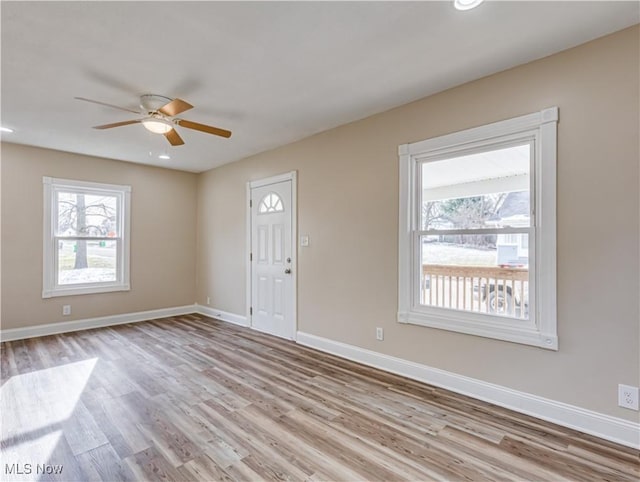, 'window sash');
43,177,131,298
53,237,123,288
417,139,535,231
54,188,122,237
417,227,532,236
411,229,535,321
397,107,557,350
414,138,536,323
54,236,121,241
